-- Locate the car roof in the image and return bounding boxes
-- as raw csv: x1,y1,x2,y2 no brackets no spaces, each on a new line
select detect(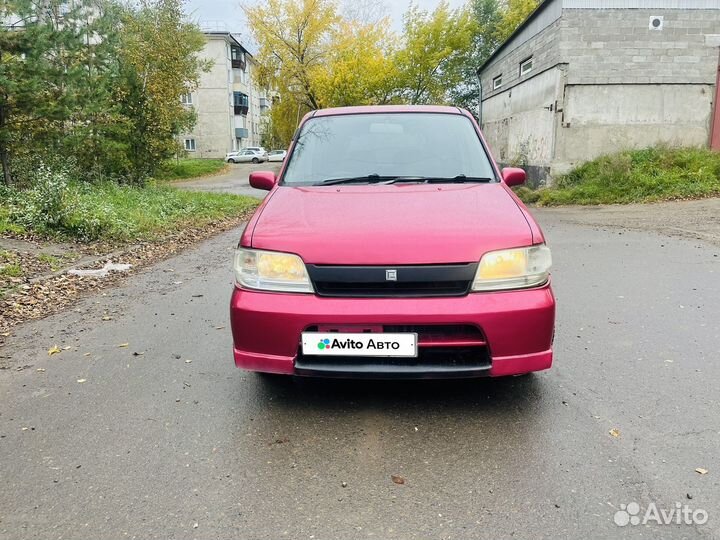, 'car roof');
311,105,463,117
